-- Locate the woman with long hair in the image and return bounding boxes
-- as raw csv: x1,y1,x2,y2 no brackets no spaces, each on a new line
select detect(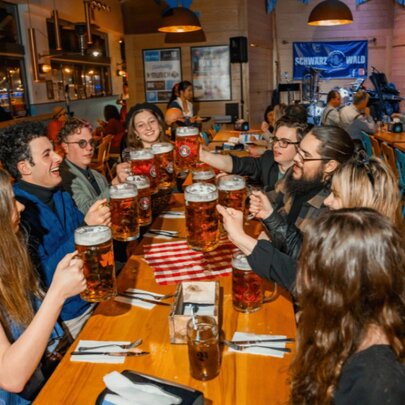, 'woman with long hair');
124,103,168,150
291,208,405,404
0,169,85,403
